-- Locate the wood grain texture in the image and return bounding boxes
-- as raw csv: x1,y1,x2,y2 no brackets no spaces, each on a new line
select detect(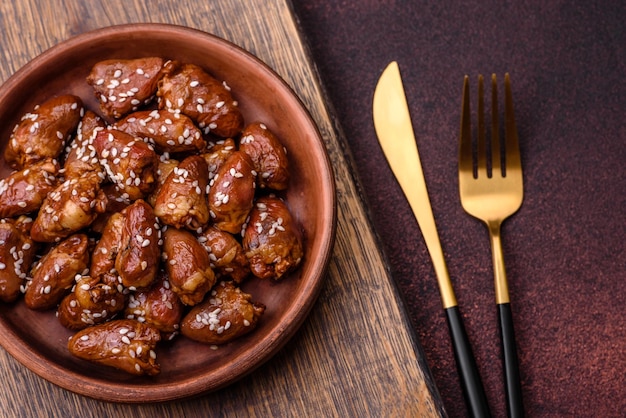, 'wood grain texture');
0,0,444,416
